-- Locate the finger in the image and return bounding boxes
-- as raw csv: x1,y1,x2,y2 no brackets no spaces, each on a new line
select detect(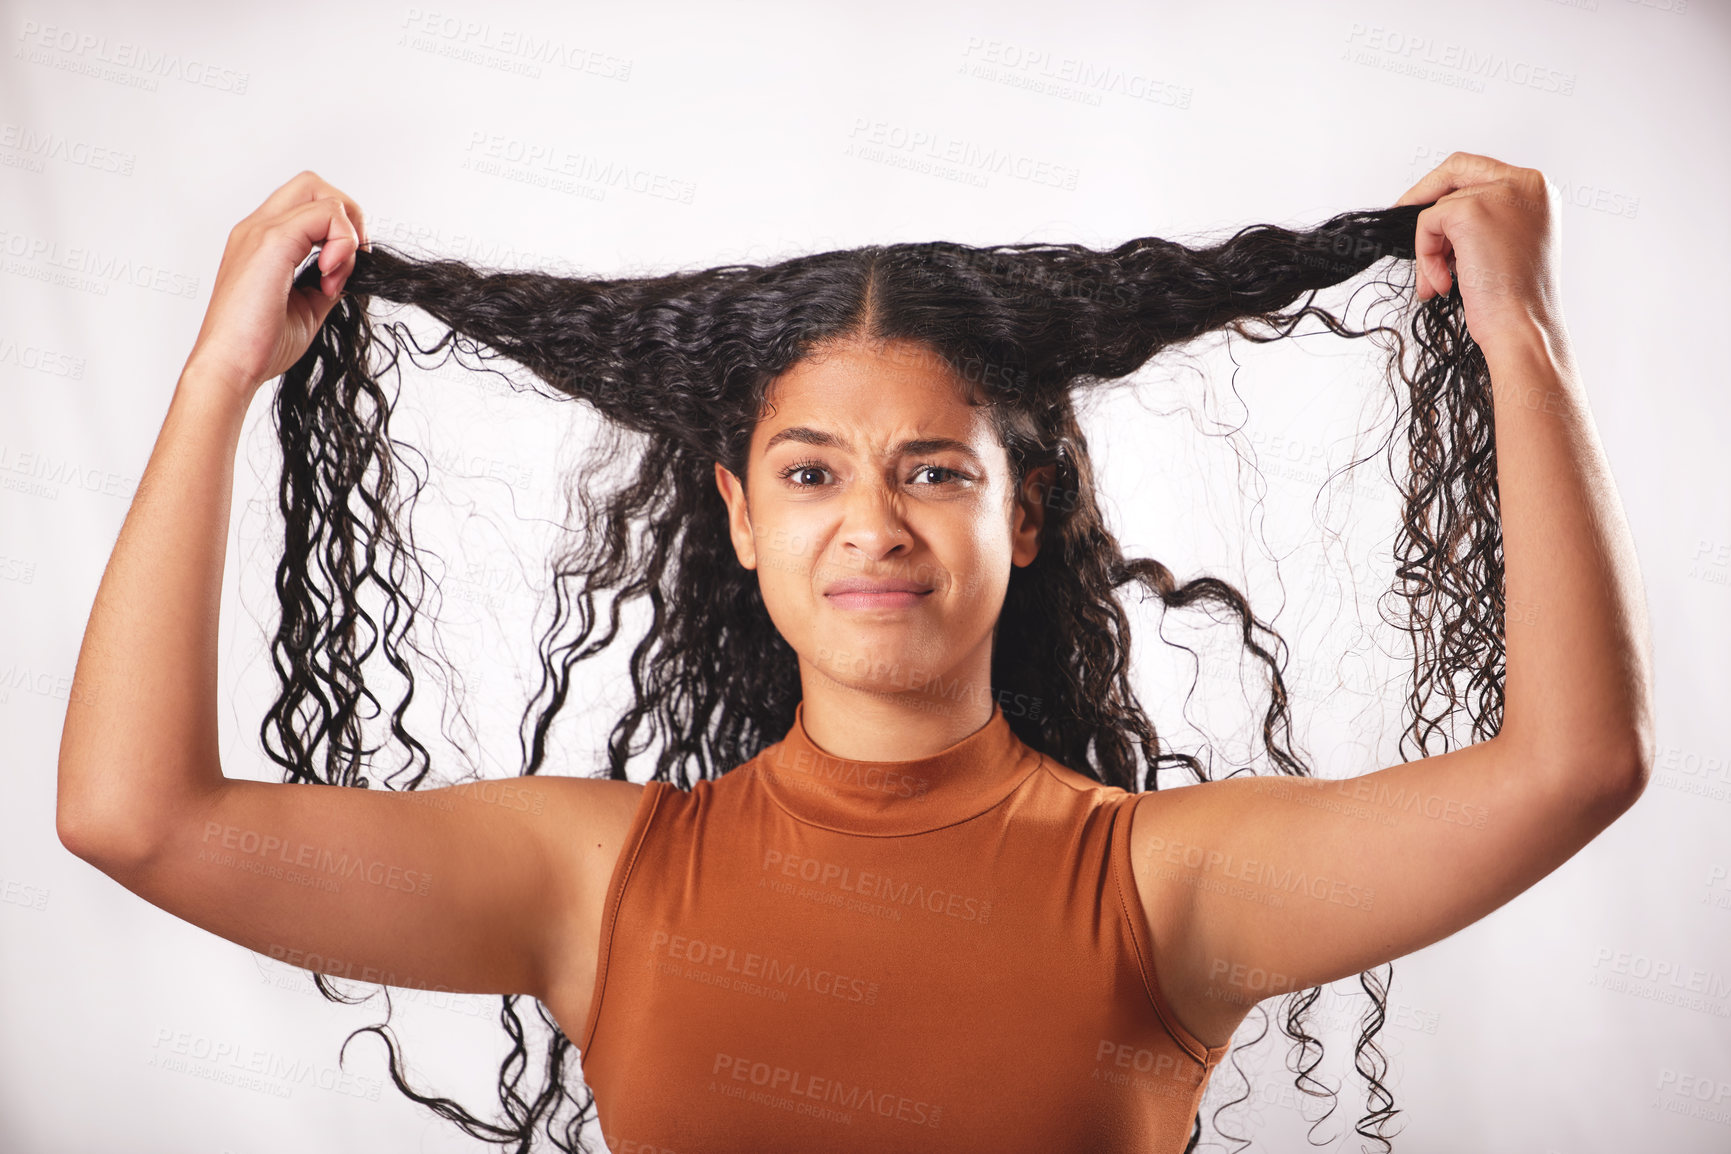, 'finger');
316,205,360,300
266,197,360,302
250,170,325,223
316,203,359,276
1409,202,1456,300
252,171,369,251
295,178,367,253
1394,150,1505,206
1394,151,1511,207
